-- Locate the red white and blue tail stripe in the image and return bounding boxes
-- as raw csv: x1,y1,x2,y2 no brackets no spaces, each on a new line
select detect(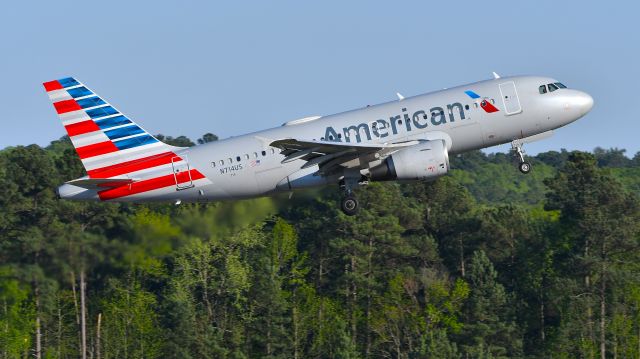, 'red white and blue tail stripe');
44,77,210,201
